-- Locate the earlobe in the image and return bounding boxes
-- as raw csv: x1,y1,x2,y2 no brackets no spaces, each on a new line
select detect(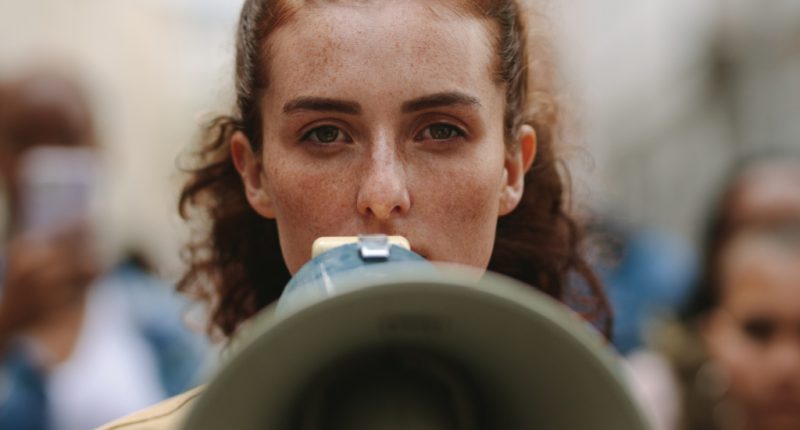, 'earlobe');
230,131,276,219
498,125,537,216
